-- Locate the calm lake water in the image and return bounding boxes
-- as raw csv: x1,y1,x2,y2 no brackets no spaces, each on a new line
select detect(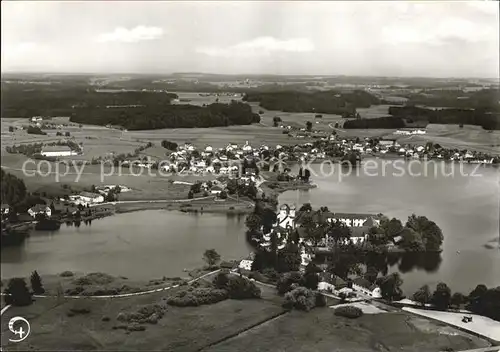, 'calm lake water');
281,161,500,294
2,160,499,295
